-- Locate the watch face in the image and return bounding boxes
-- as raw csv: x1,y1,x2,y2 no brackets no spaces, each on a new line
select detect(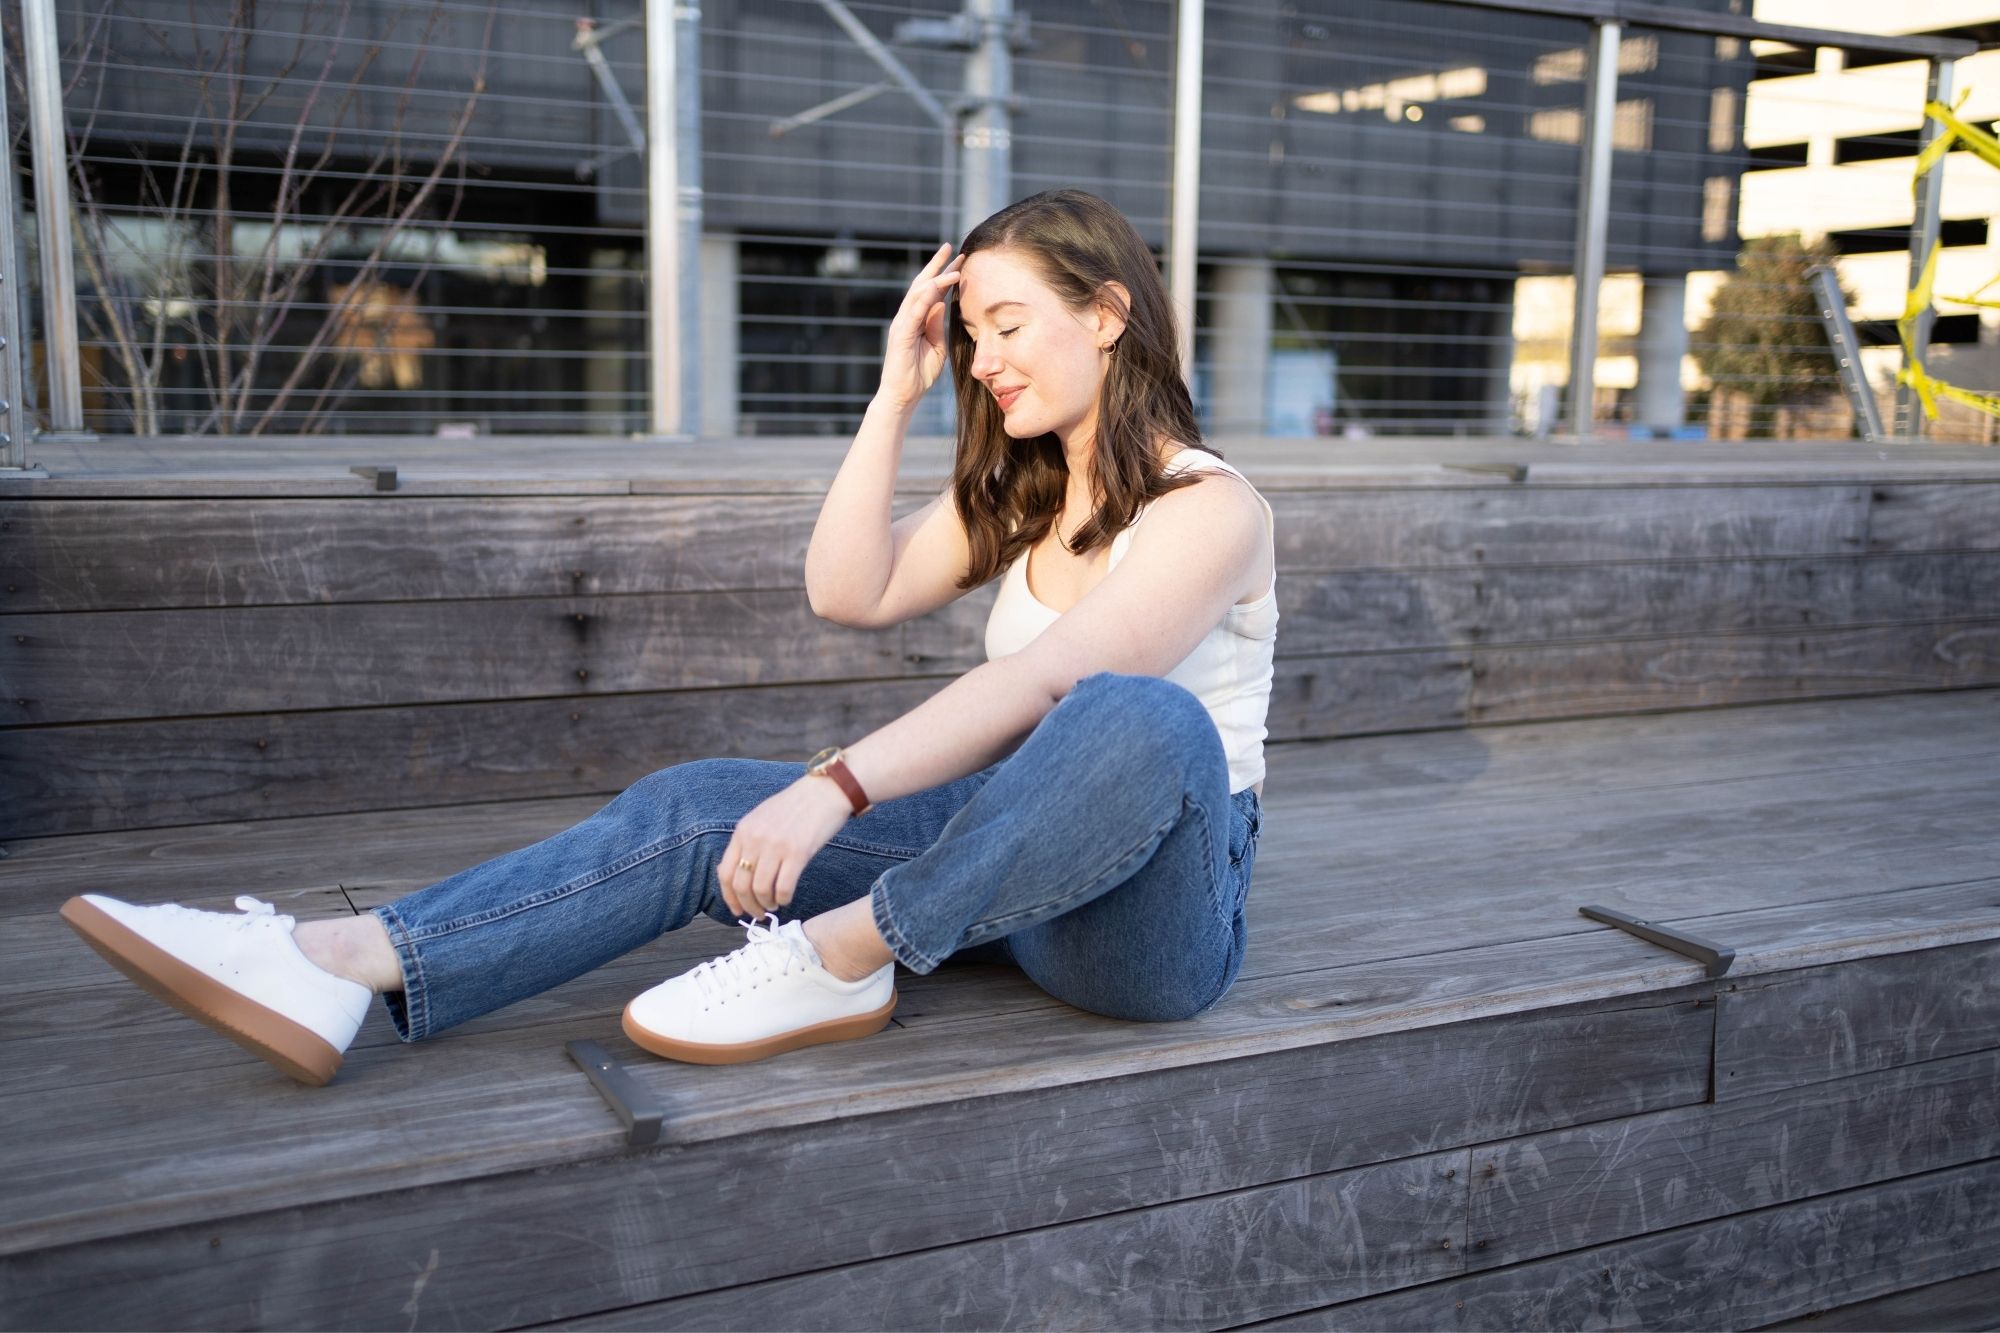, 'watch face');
807,746,840,771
